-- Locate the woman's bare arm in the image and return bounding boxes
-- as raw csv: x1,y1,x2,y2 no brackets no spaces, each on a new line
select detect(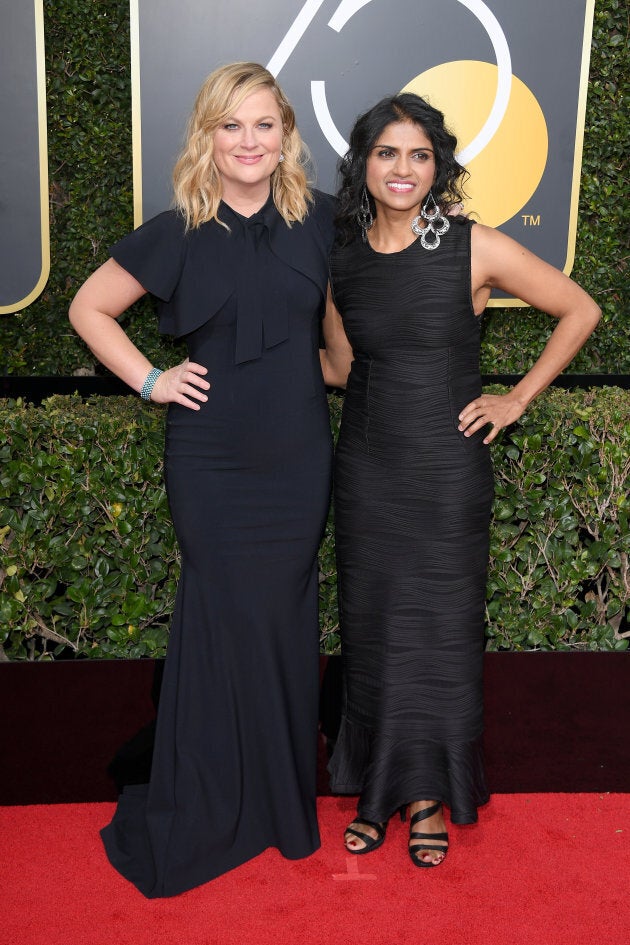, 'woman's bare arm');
459,225,601,443
69,258,210,409
319,285,355,389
